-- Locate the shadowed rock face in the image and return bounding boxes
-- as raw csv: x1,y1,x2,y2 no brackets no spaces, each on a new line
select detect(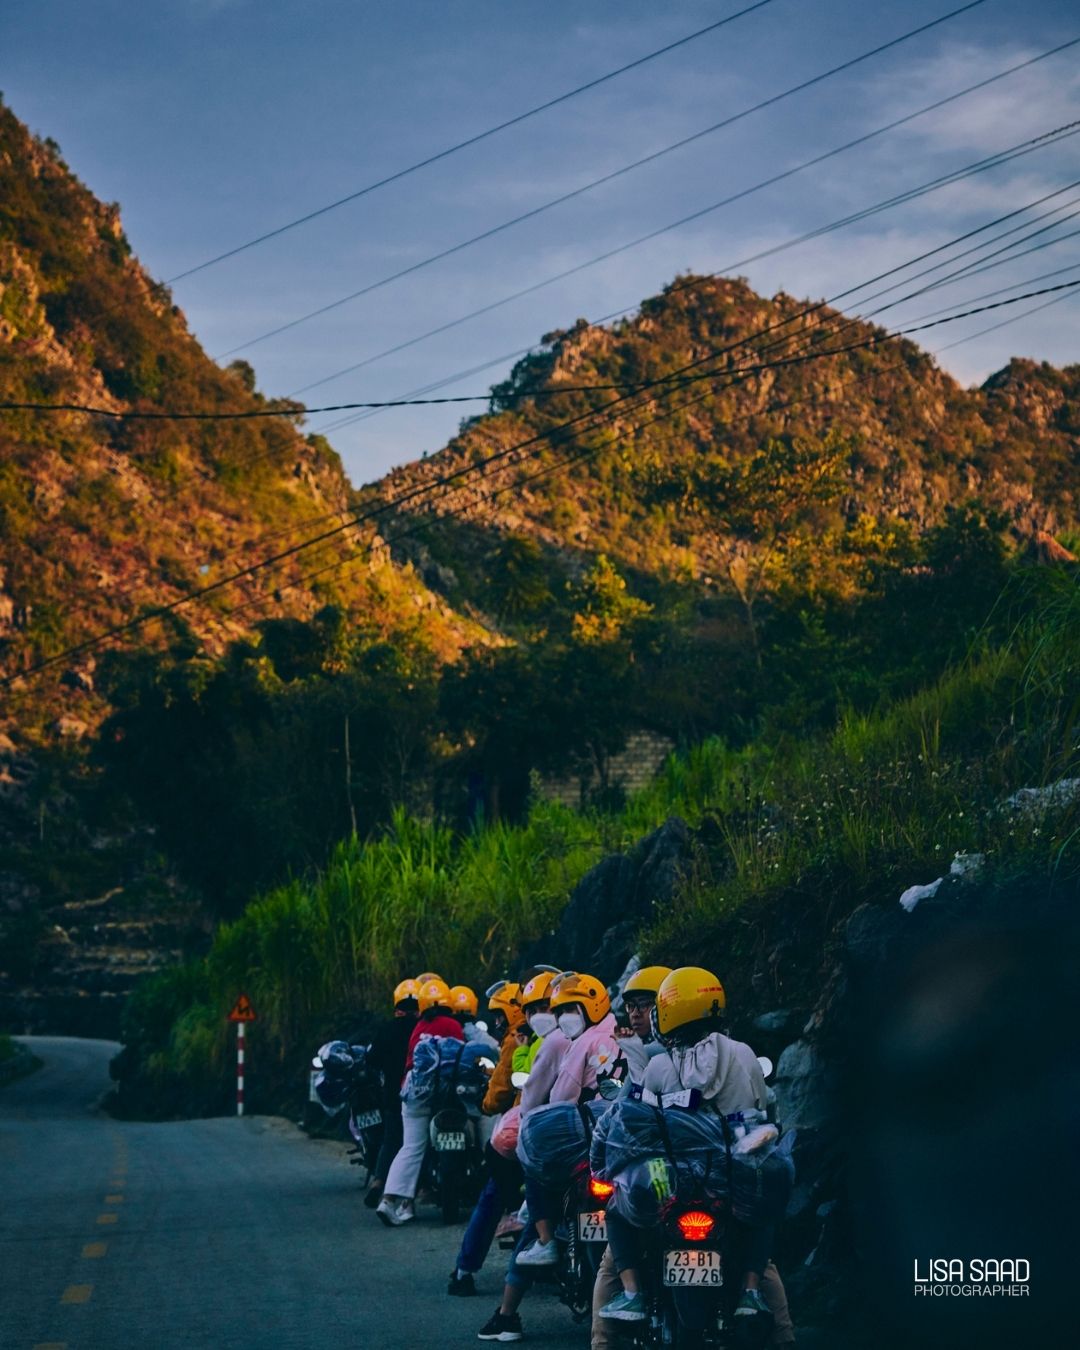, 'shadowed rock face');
518,816,691,983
